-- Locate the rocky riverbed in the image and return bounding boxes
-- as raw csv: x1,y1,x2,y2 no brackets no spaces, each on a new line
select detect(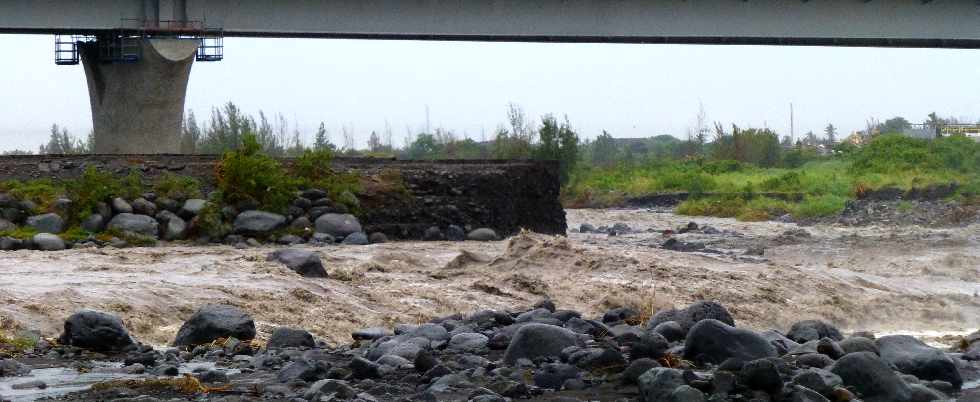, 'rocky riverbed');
1,209,979,401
